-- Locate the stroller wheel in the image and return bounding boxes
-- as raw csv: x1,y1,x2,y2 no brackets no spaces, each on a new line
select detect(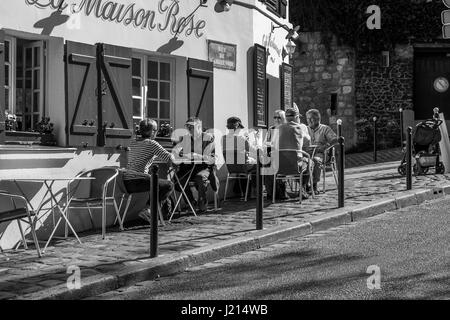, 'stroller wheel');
436,162,445,174
398,165,406,176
